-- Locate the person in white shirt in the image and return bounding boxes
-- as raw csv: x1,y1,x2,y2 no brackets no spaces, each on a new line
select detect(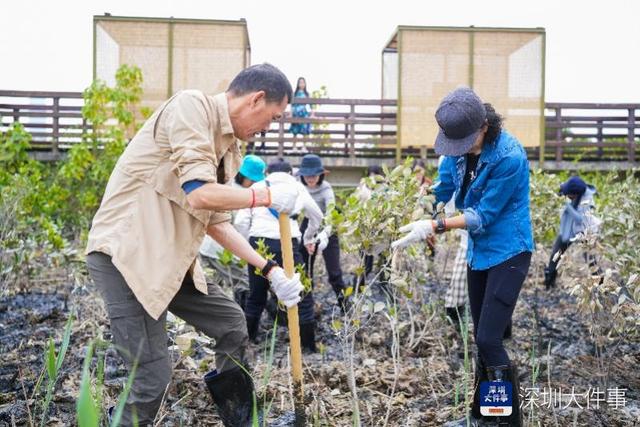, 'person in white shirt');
200,155,267,261
234,160,323,352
